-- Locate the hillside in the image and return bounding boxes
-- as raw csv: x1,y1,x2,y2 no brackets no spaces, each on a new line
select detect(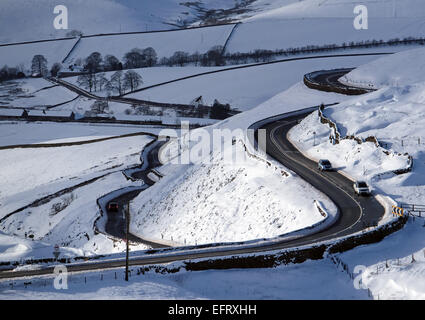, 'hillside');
288,47,425,299
0,0,298,44
339,47,425,88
